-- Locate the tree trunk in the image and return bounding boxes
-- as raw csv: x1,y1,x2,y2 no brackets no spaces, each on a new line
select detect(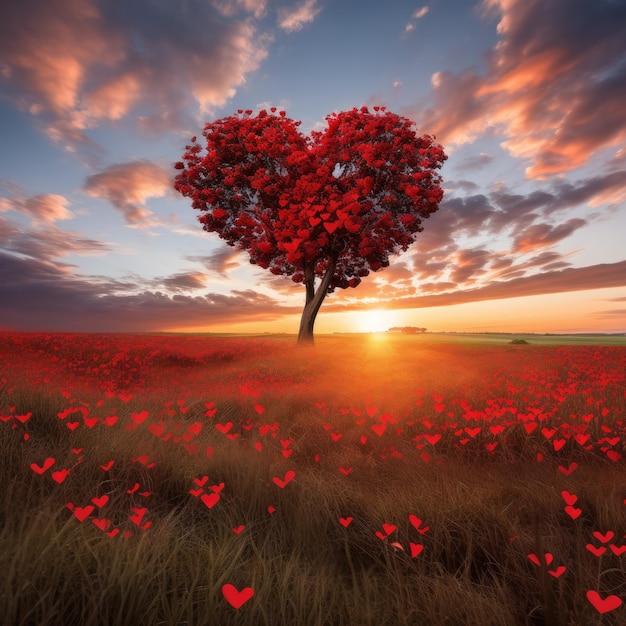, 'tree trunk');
297,255,338,344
